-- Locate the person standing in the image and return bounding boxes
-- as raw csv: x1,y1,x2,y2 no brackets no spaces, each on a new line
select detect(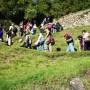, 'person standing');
77,35,83,51
24,23,31,48
64,33,75,52
6,30,12,46
25,32,31,48
0,24,4,43
82,30,90,50
45,27,55,52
